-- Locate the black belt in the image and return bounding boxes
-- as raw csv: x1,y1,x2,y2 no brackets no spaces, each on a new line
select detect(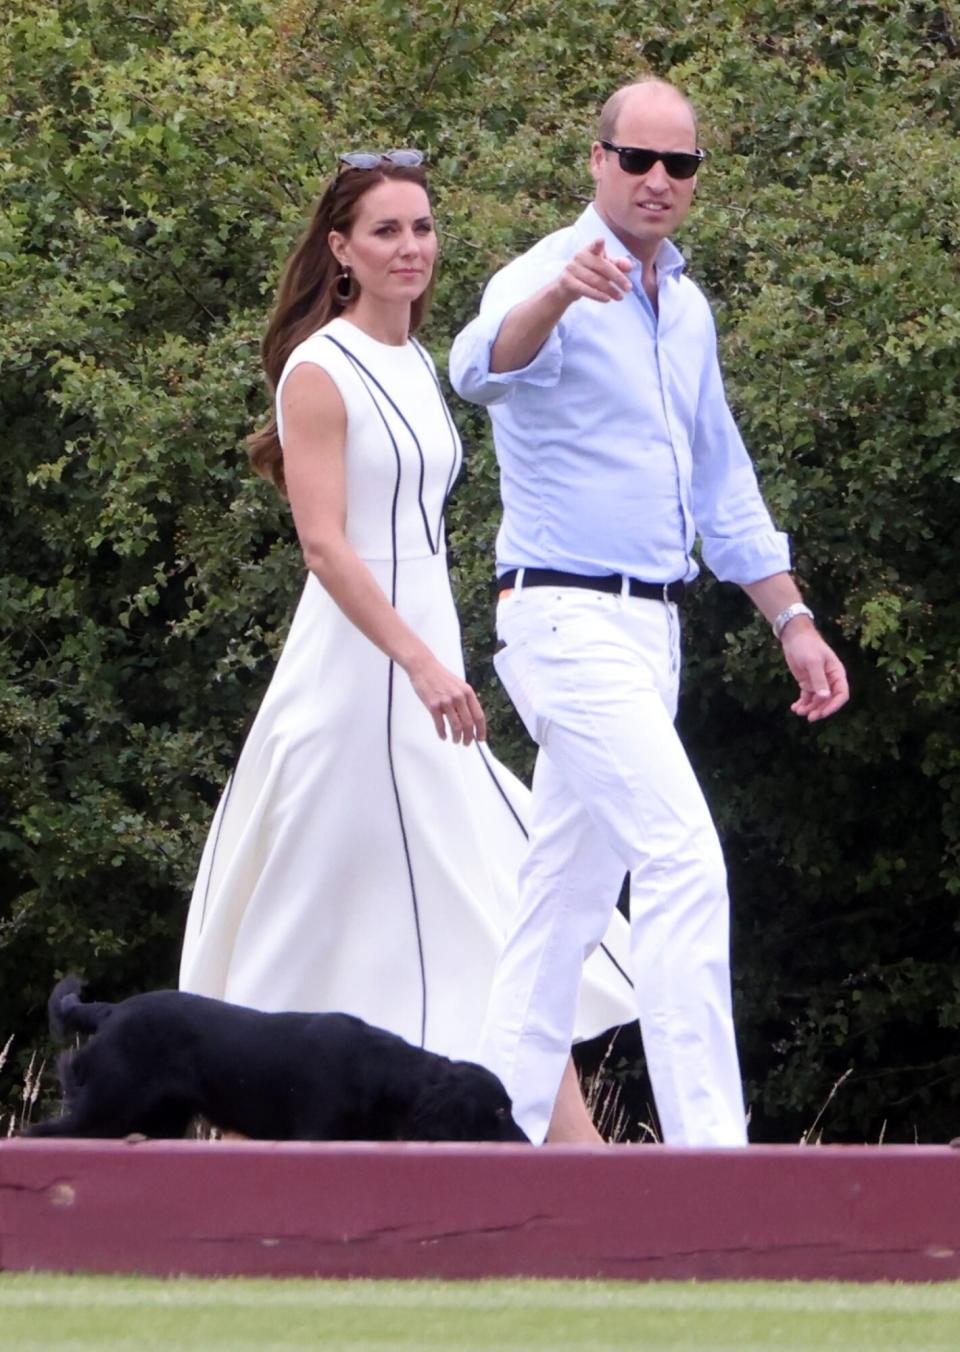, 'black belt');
497,568,686,604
